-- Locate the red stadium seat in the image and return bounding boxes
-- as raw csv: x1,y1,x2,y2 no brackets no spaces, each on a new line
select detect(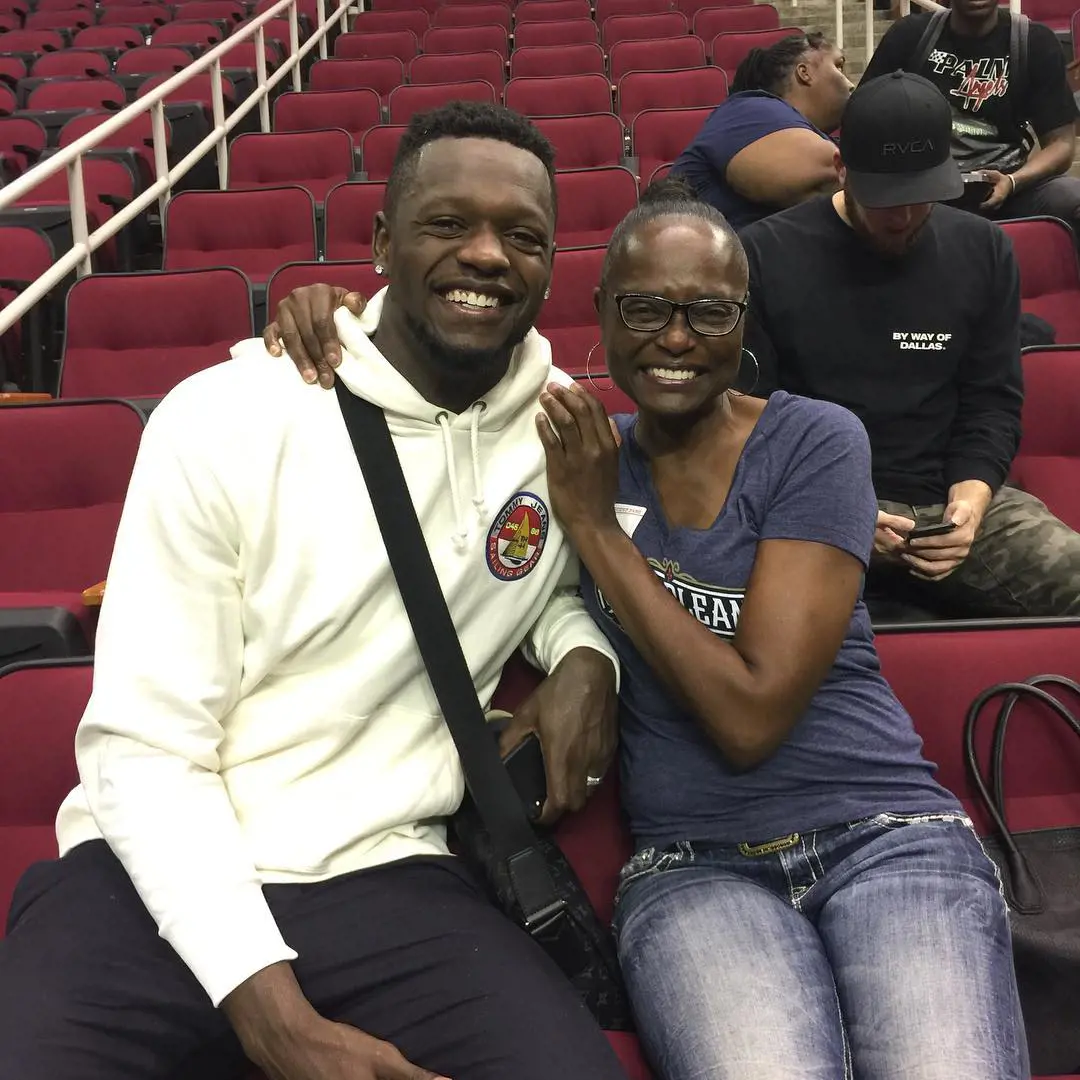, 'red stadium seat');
408,49,505,88
596,0,673,19
617,66,726,125
73,24,144,51
138,71,239,112
360,123,406,180
25,8,93,31
30,49,111,78
371,0,439,11
27,76,126,112
324,181,386,261
352,8,430,37
229,128,353,204
514,0,592,22
0,658,93,939
164,185,317,284
115,45,196,76
0,81,13,116
433,2,512,29
309,57,405,103
876,623,1080,834
0,399,145,652
513,18,598,47
0,224,52,386
98,3,169,26
693,2,780,39
631,105,712,189
334,29,419,63
151,19,224,48
59,267,254,399
0,115,46,174
274,87,380,144
388,79,496,123
511,42,606,78
608,34,706,80
1021,0,1073,31
601,11,688,49
504,73,612,117
0,57,27,88
533,113,625,169
554,166,638,247
0,28,65,52
59,110,165,188
998,216,1080,344
423,24,508,60
1010,347,1080,532
267,258,384,316
710,25,802,74
176,0,246,24
535,244,605,373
